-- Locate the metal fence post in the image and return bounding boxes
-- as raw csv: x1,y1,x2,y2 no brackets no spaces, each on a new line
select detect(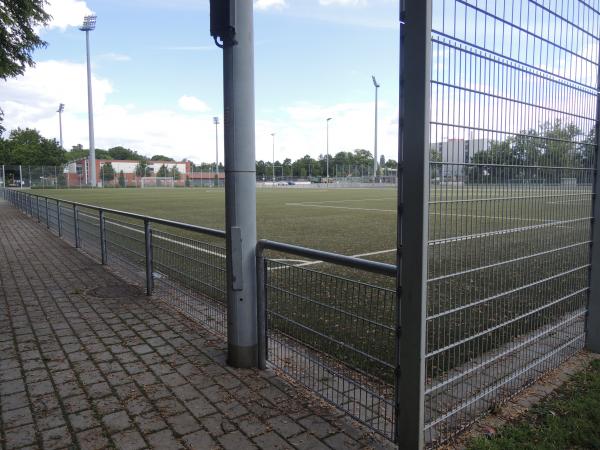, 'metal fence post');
37,197,40,222
57,200,62,237
256,245,267,370
73,204,80,248
99,210,107,264
396,0,431,448
586,47,600,353
45,197,50,229
144,219,154,295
